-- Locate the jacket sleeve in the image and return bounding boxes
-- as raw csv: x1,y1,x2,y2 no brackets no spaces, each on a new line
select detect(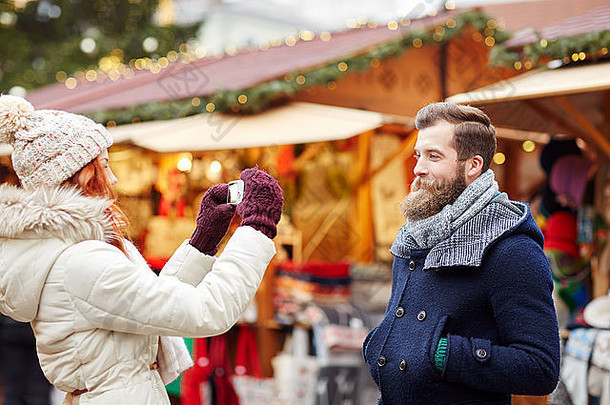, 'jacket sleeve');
158,240,216,286
63,226,275,337
441,236,560,395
